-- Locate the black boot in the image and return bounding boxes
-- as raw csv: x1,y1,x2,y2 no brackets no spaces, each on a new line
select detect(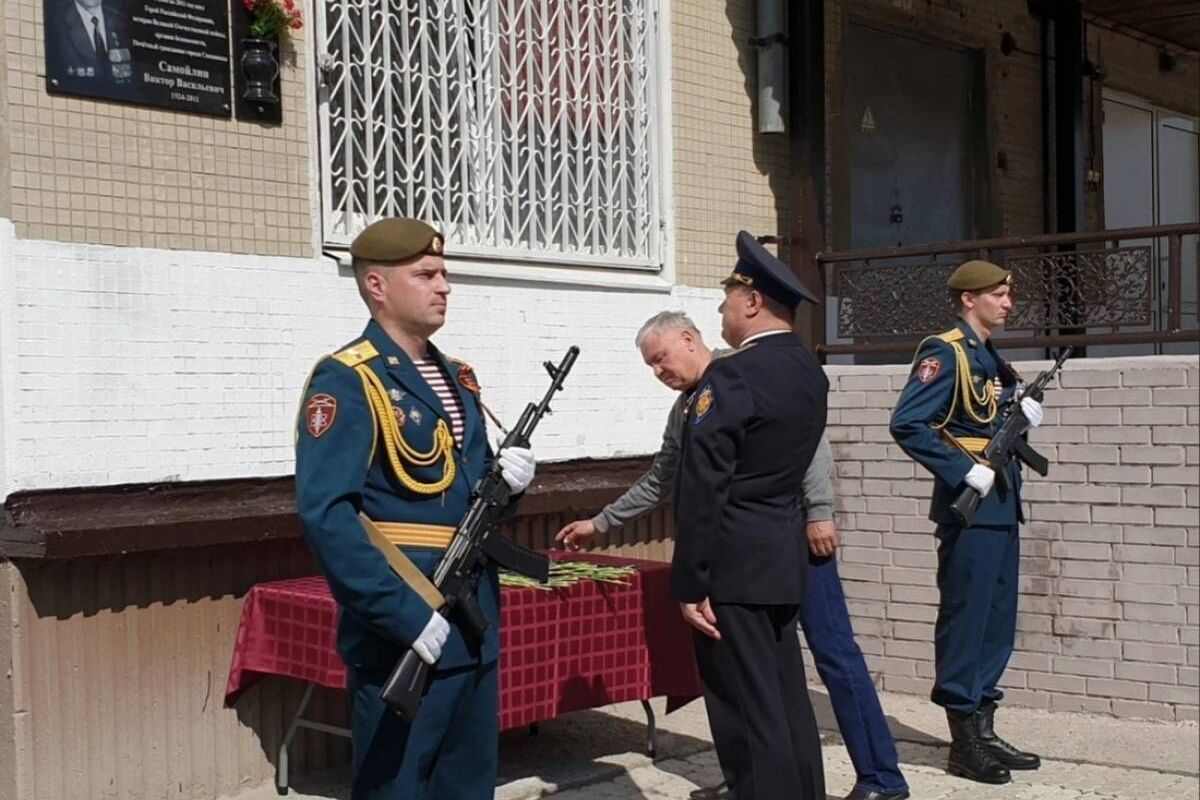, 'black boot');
946,710,1011,784
977,701,1042,769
